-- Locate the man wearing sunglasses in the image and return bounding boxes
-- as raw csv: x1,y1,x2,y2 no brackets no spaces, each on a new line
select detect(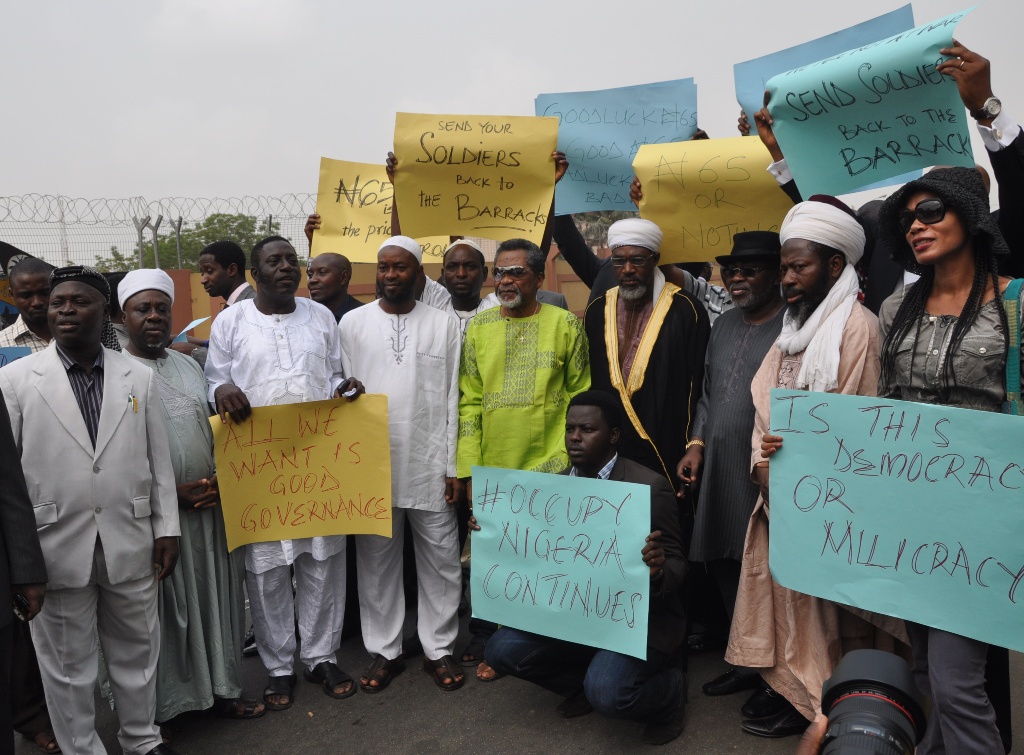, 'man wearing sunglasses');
583,218,710,492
